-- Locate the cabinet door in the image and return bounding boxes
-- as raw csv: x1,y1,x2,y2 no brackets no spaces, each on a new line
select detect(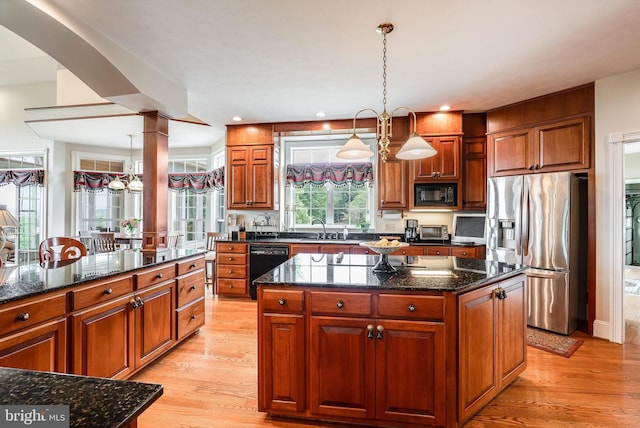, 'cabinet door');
488,129,534,176
309,316,375,419
425,247,451,256
462,137,487,209
413,137,460,180
536,117,590,172
0,318,67,373
249,145,273,208
375,319,446,426
259,313,305,413
134,281,175,368
457,284,498,422
289,244,321,257
378,142,408,209
71,295,135,379
227,146,250,208
497,275,527,387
